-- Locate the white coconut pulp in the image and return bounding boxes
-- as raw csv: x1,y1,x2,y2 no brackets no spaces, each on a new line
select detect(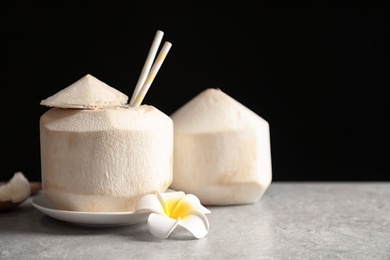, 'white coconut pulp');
170,88,272,205
40,74,173,212
0,172,31,203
